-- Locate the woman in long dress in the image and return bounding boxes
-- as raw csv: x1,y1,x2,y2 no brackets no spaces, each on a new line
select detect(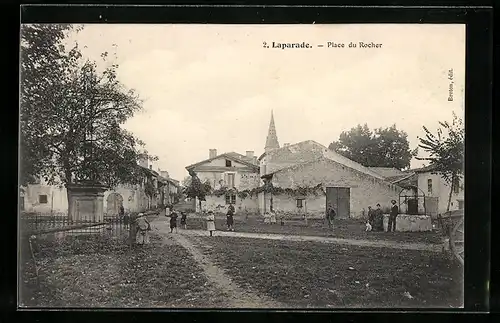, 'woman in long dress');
206,211,216,236
226,204,235,231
